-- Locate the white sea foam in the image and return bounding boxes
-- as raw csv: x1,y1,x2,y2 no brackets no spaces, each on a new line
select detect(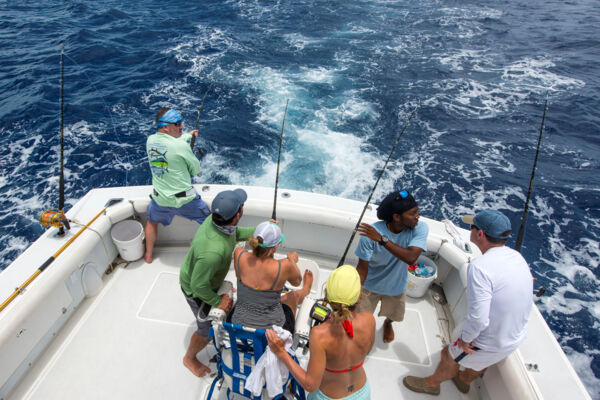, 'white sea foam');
282,33,321,51
438,49,492,72
502,57,586,92
565,351,600,394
